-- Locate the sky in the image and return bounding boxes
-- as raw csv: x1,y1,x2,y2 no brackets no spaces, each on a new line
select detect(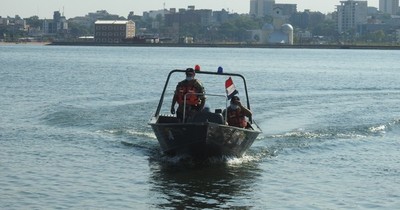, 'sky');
1,0,380,19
